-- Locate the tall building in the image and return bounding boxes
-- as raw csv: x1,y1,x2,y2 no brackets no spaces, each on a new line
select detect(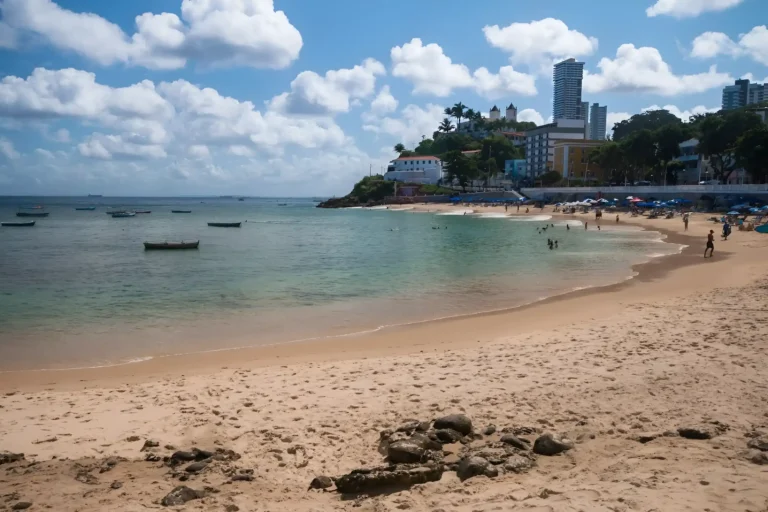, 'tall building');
553,58,584,120
505,103,517,122
589,103,607,140
489,105,500,120
722,78,765,110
